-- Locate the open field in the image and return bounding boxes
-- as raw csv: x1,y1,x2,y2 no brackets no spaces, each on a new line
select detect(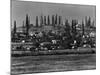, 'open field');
11,53,96,74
